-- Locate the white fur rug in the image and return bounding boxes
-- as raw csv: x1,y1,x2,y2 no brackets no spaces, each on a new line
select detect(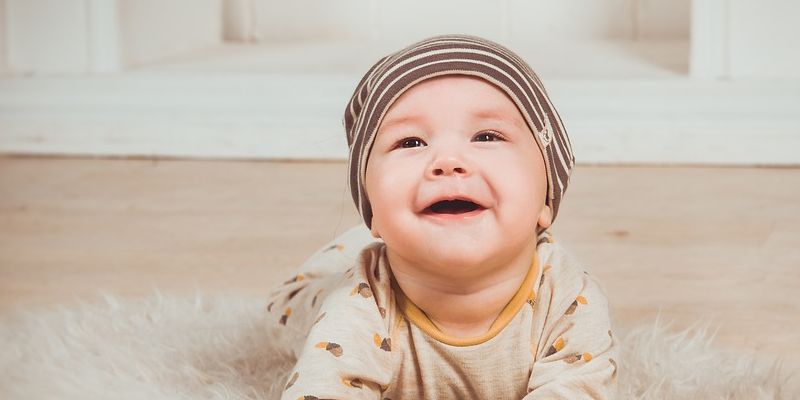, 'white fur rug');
0,292,793,400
